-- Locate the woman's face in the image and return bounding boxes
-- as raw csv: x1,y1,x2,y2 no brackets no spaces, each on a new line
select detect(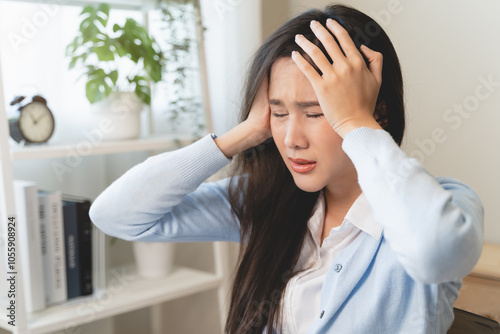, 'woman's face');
269,57,357,193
